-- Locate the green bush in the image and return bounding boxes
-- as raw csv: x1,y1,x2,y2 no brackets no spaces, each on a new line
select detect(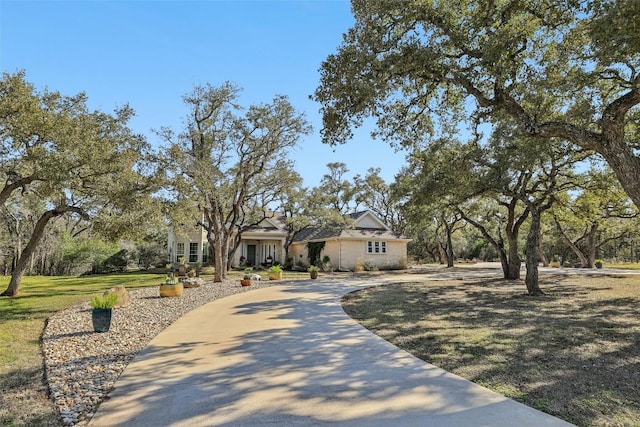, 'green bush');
98,249,130,273
363,262,378,272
